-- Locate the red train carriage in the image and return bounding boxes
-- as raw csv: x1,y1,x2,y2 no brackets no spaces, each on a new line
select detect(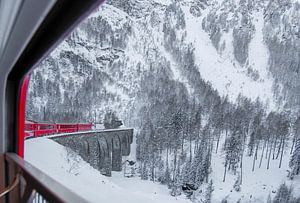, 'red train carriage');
56,123,93,134
24,121,93,139
78,123,94,131
24,120,37,138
